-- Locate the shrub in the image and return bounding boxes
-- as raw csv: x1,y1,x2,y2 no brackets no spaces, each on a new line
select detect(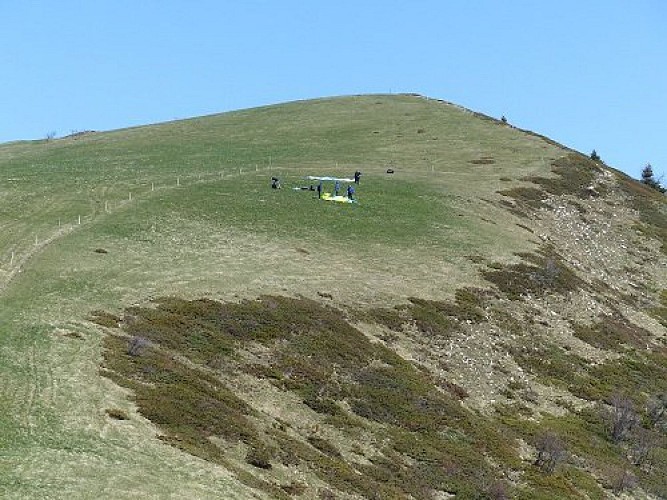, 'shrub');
572,315,651,351
608,467,637,494
246,445,274,469
629,427,658,466
105,408,129,420
90,310,121,328
366,306,405,332
126,335,150,356
498,154,607,218
604,393,640,443
407,298,456,337
96,295,555,497
533,431,567,474
307,436,342,458
646,392,667,428
483,249,585,300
